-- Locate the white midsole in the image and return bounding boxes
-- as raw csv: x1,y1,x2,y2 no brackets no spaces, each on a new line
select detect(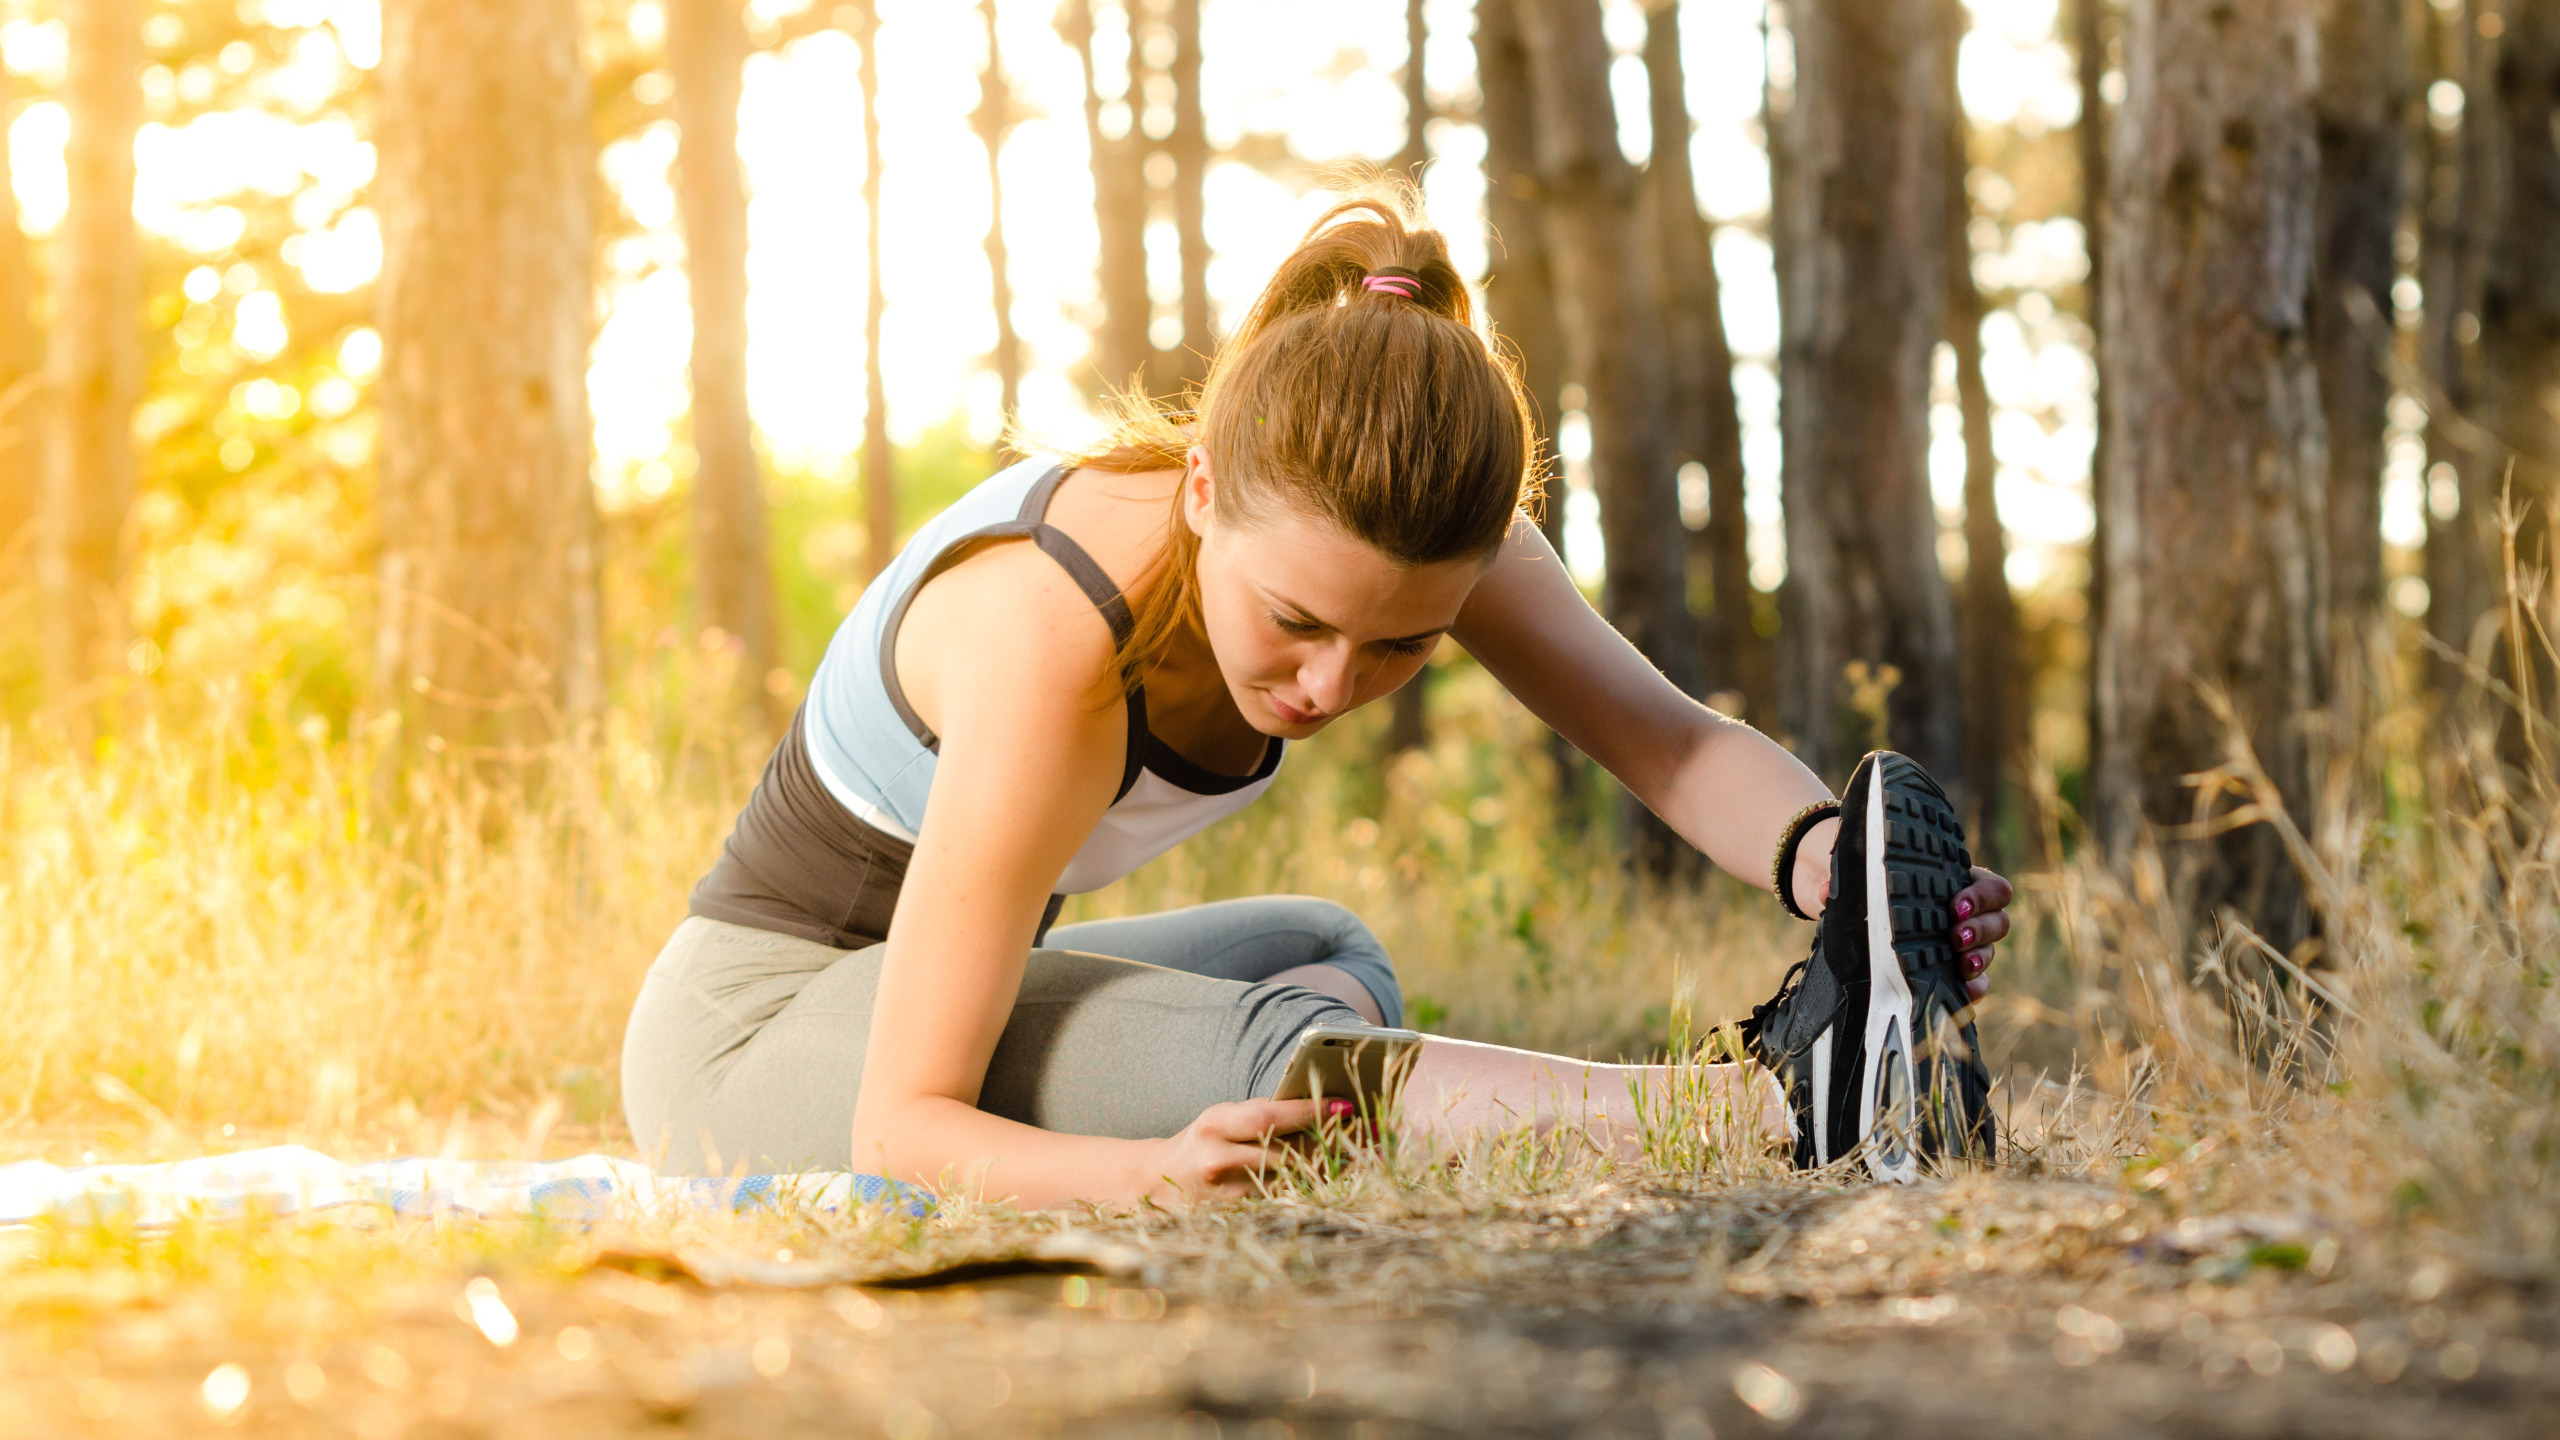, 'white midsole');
1857,761,1919,1182
1809,1028,1833,1167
